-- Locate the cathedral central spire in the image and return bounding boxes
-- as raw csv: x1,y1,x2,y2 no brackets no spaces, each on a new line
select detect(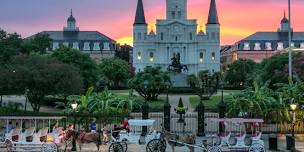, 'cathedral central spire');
207,0,219,24
134,0,146,25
